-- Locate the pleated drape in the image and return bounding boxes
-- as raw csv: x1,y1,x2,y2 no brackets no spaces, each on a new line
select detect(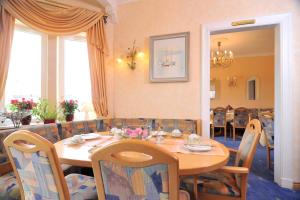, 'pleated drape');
87,20,108,117
0,6,15,100
0,0,108,116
